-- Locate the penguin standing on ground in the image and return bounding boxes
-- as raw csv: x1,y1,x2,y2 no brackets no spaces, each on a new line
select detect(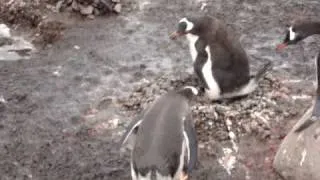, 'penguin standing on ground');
276,20,320,132
119,86,199,180
170,15,272,100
